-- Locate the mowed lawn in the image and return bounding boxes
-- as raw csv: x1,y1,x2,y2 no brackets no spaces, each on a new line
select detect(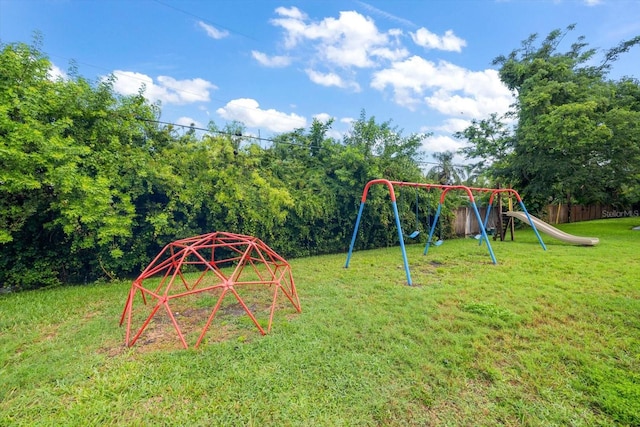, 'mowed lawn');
1,218,639,426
